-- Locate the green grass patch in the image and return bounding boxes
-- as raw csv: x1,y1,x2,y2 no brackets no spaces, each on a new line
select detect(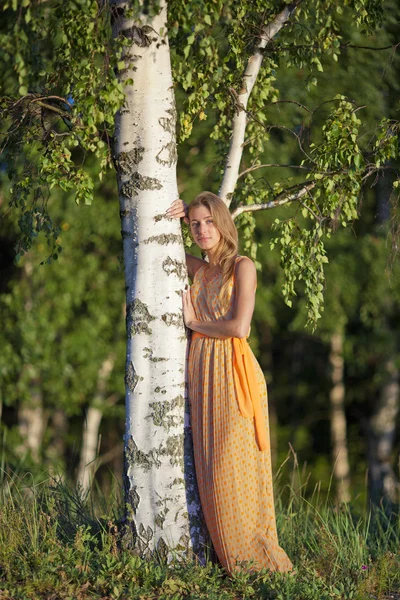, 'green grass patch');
0,470,399,600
